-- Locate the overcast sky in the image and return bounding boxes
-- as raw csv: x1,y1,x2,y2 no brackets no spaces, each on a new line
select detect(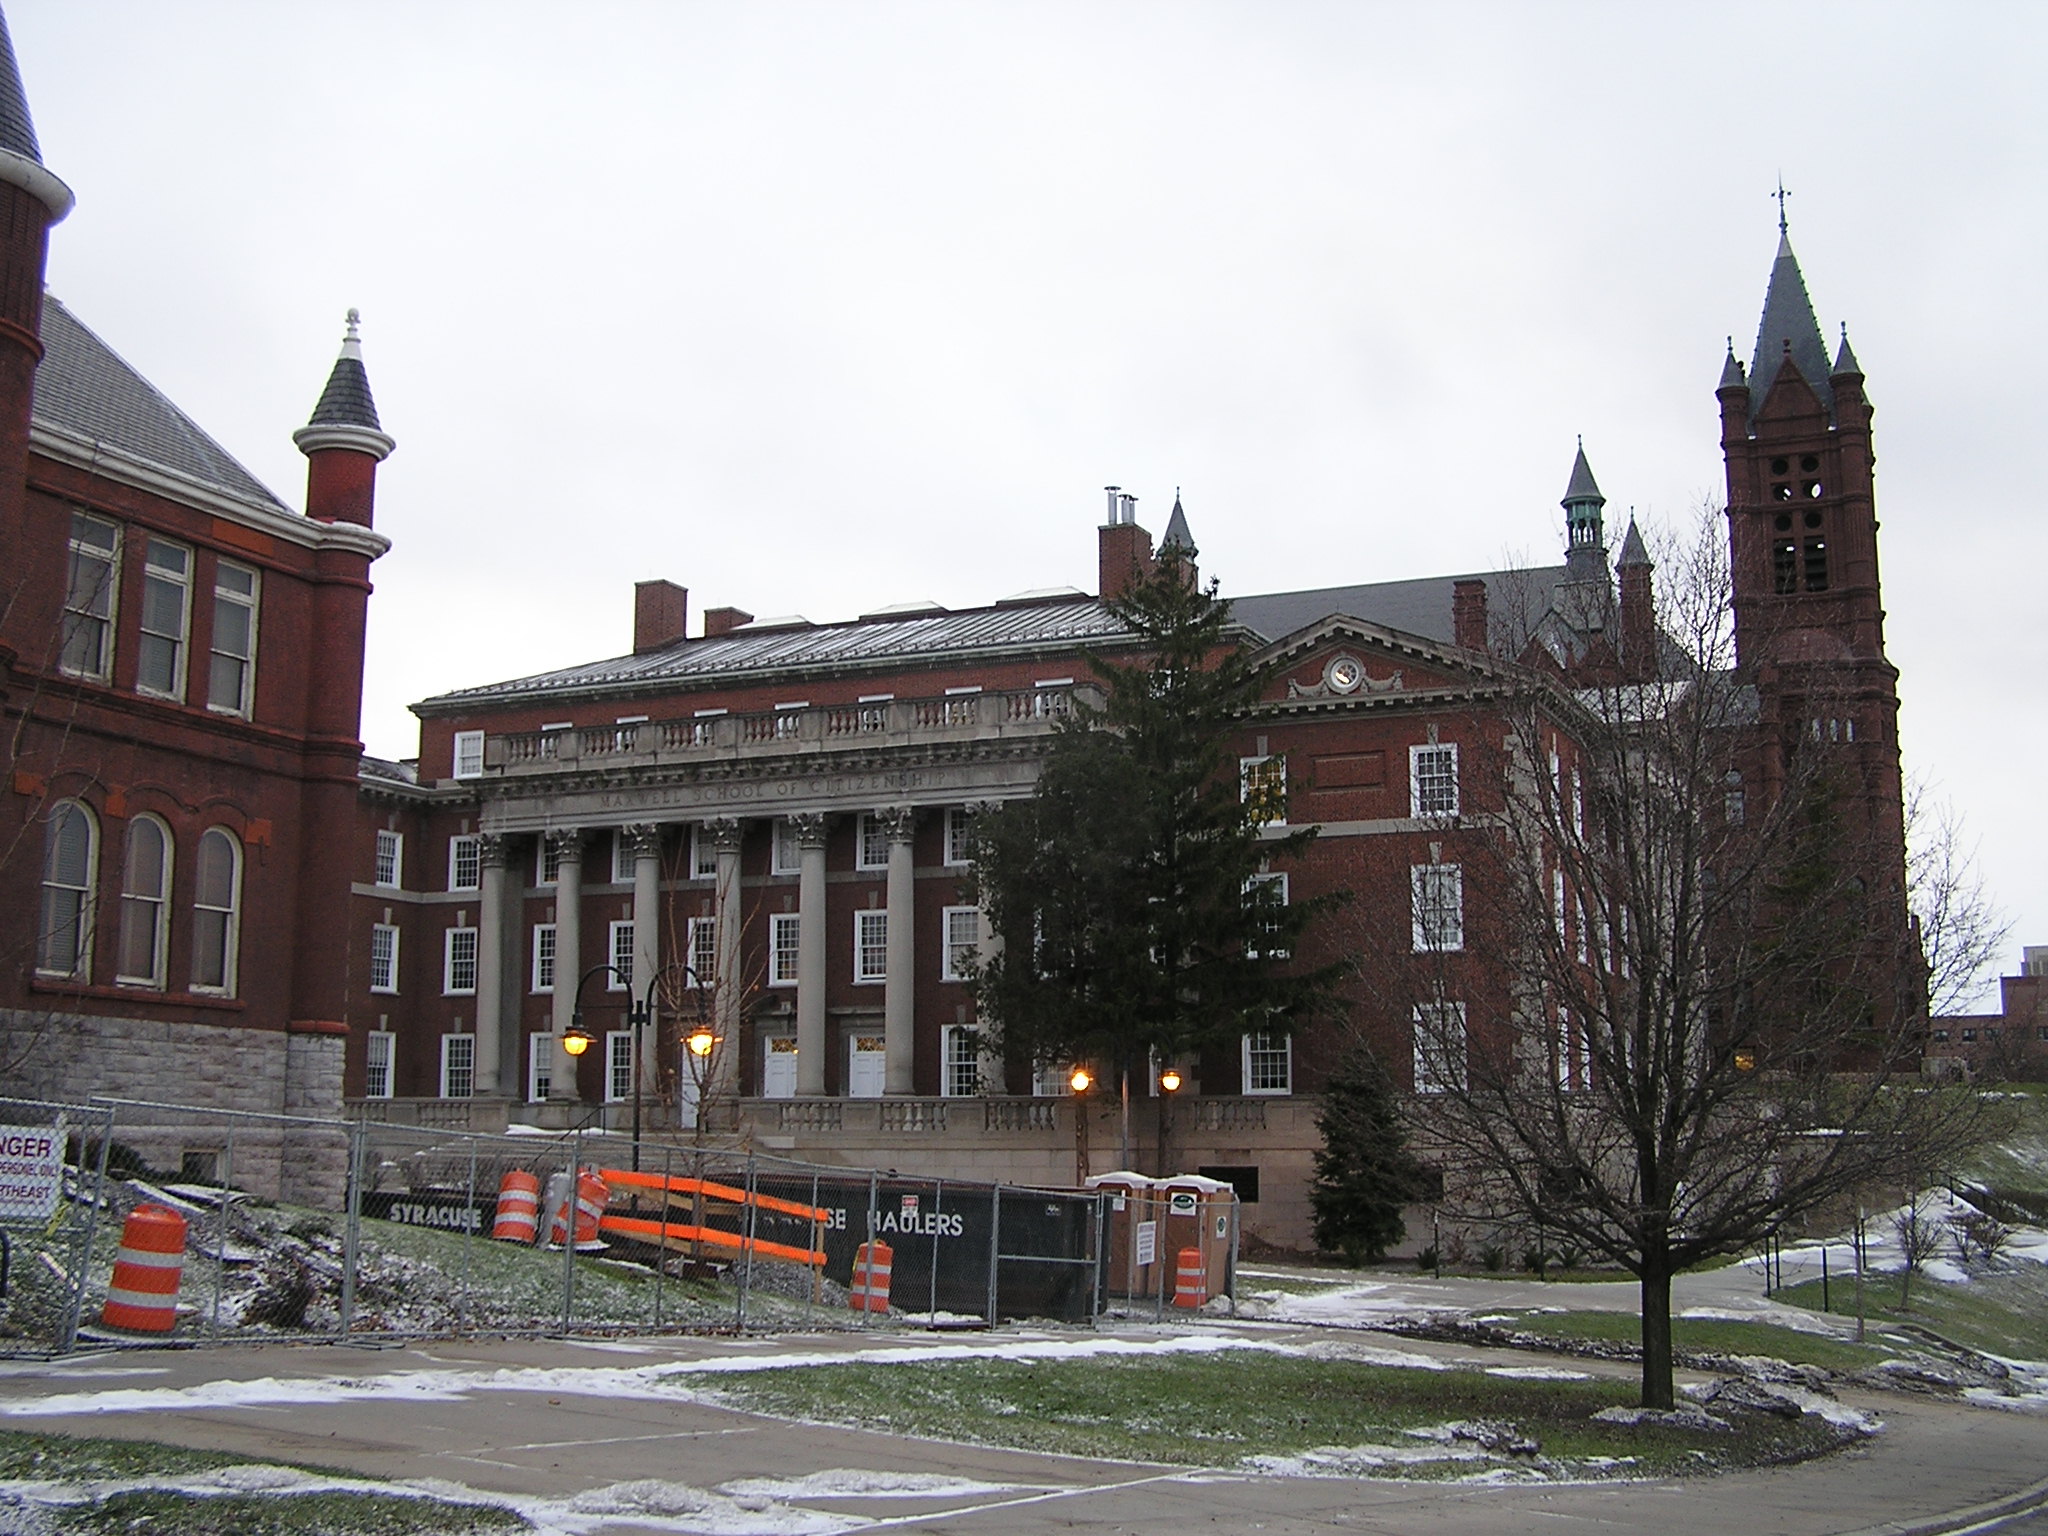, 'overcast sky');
12,2,2044,995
